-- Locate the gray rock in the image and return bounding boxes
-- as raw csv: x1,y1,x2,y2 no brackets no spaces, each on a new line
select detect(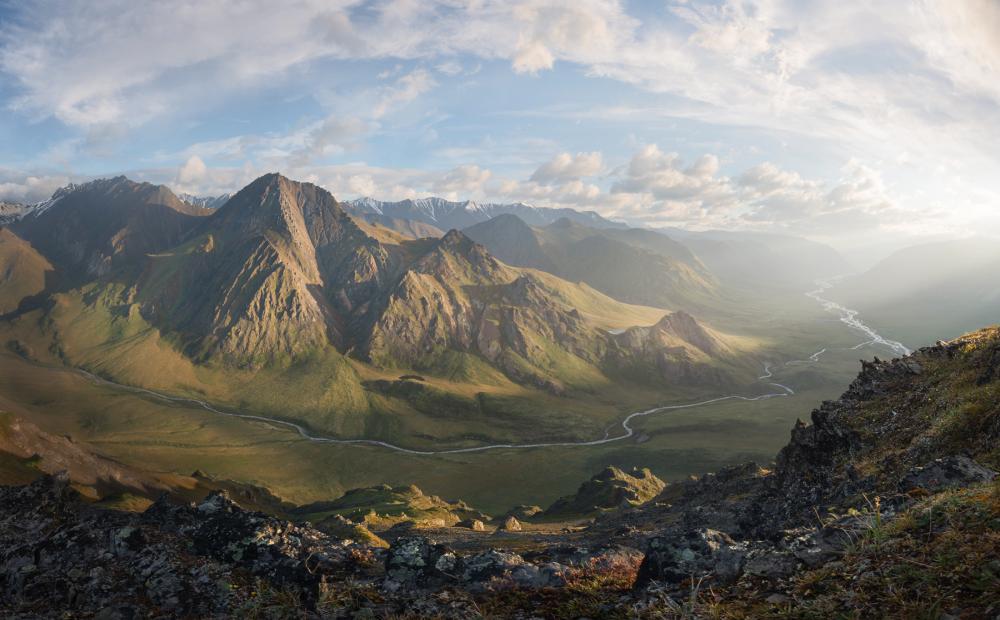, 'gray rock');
634,528,746,589
899,455,997,492
744,551,799,579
